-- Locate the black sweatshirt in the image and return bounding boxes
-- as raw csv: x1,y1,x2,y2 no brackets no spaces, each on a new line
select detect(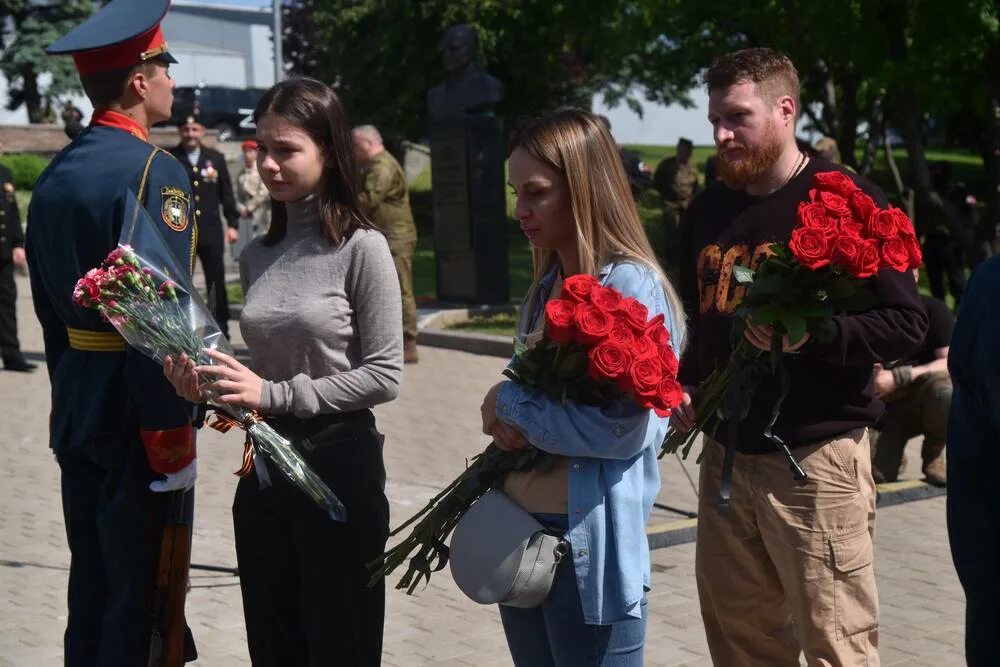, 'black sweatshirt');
677,158,929,453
